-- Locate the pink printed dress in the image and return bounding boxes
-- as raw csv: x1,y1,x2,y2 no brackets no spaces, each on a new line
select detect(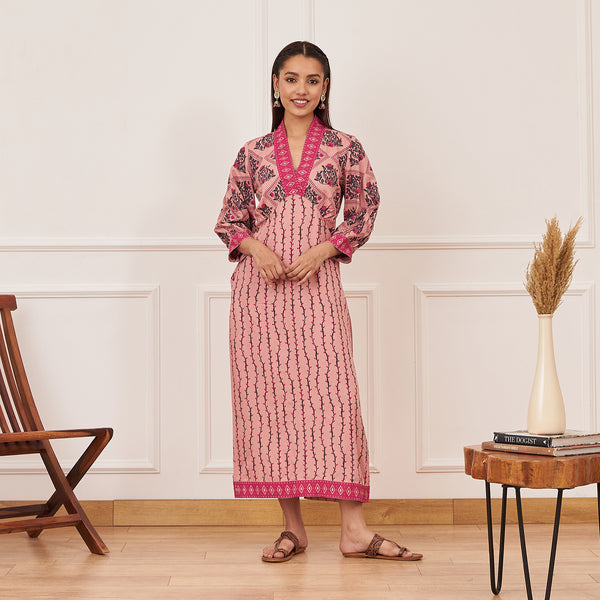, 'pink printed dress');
215,116,379,502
